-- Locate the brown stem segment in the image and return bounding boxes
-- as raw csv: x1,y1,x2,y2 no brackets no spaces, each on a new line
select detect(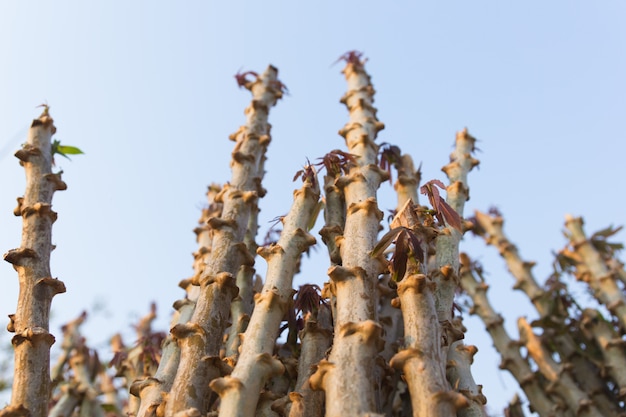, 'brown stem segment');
134,184,222,417
436,129,479,338
310,54,387,416
459,254,556,417
165,66,284,415
518,317,602,417
474,211,618,414
3,109,67,417
564,215,626,330
212,173,320,417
